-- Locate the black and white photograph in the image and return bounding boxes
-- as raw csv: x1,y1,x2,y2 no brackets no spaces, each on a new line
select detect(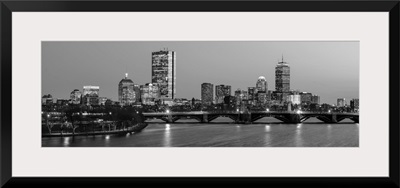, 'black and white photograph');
41,41,359,147
3,1,398,187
